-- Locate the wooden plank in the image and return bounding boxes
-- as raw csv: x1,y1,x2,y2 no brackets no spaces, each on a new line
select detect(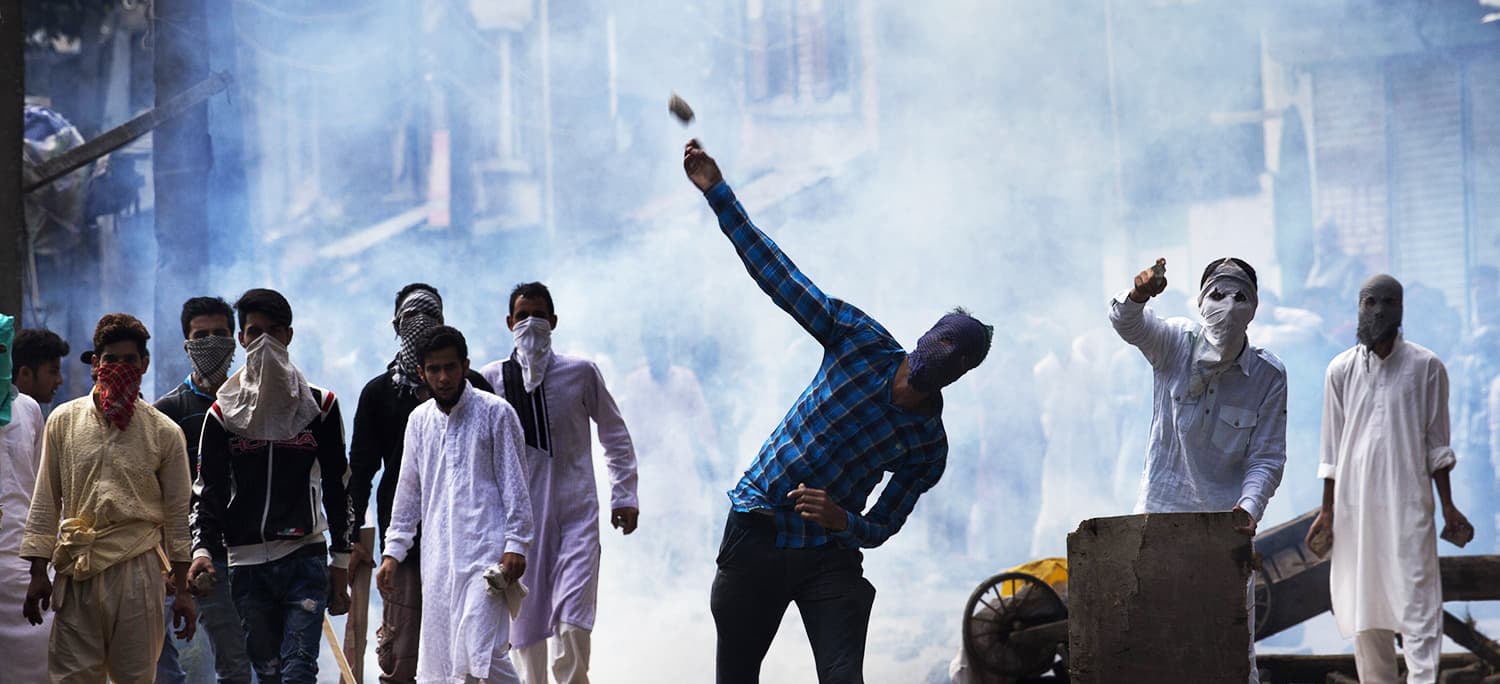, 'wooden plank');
21,72,230,194
1444,609,1500,670
1256,653,1479,683
1442,555,1500,602
1009,619,1068,648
